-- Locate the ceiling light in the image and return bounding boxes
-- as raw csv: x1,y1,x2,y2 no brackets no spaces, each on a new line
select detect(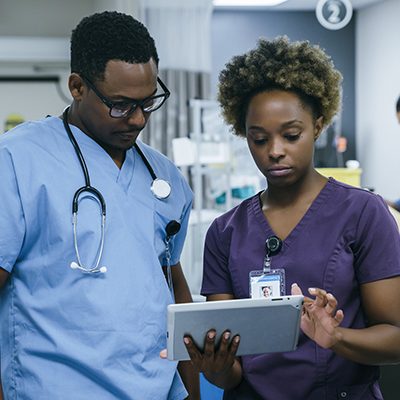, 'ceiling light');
213,0,288,6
